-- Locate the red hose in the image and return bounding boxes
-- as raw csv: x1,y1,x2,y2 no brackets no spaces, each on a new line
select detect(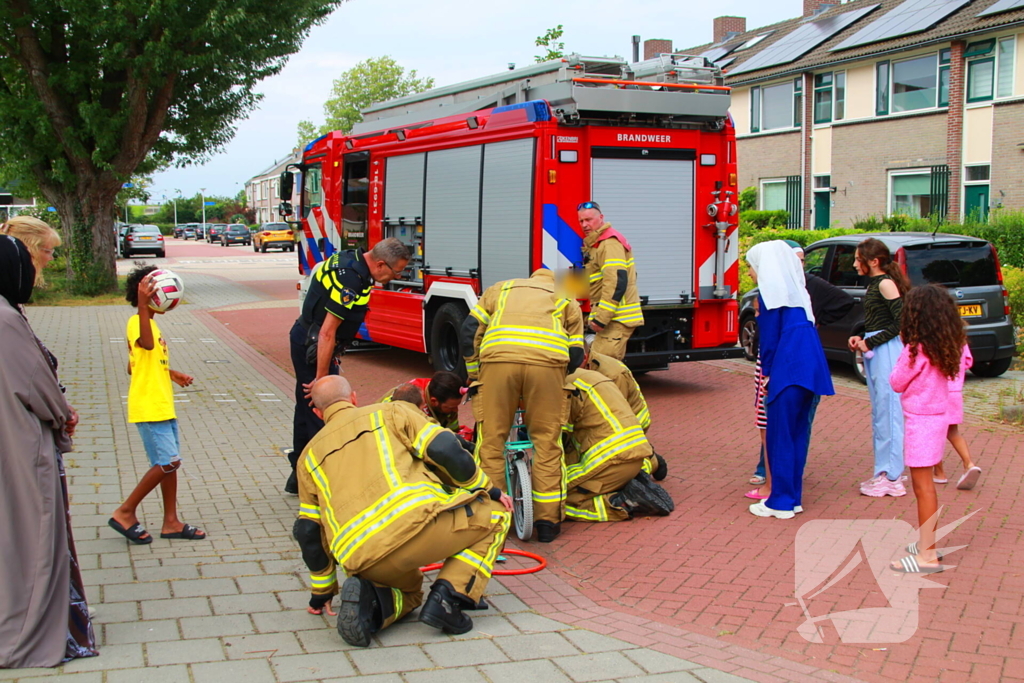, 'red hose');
420,548,547,575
